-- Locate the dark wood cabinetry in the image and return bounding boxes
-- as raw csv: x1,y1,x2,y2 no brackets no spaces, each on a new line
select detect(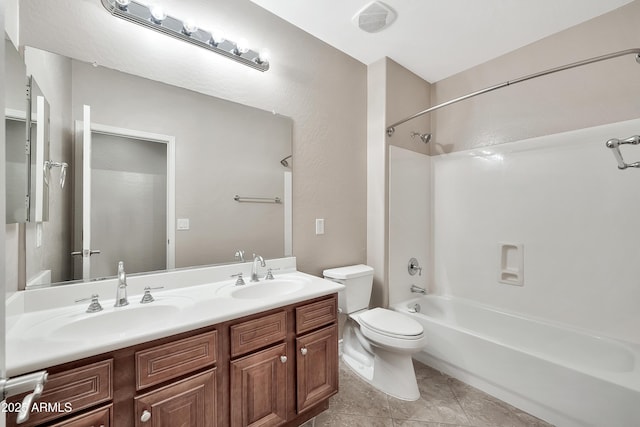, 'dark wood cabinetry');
48,404,112,427
296,325,339,413
9,293,338,427
230,344,288,427
134,369,216,427
7,359,113,427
